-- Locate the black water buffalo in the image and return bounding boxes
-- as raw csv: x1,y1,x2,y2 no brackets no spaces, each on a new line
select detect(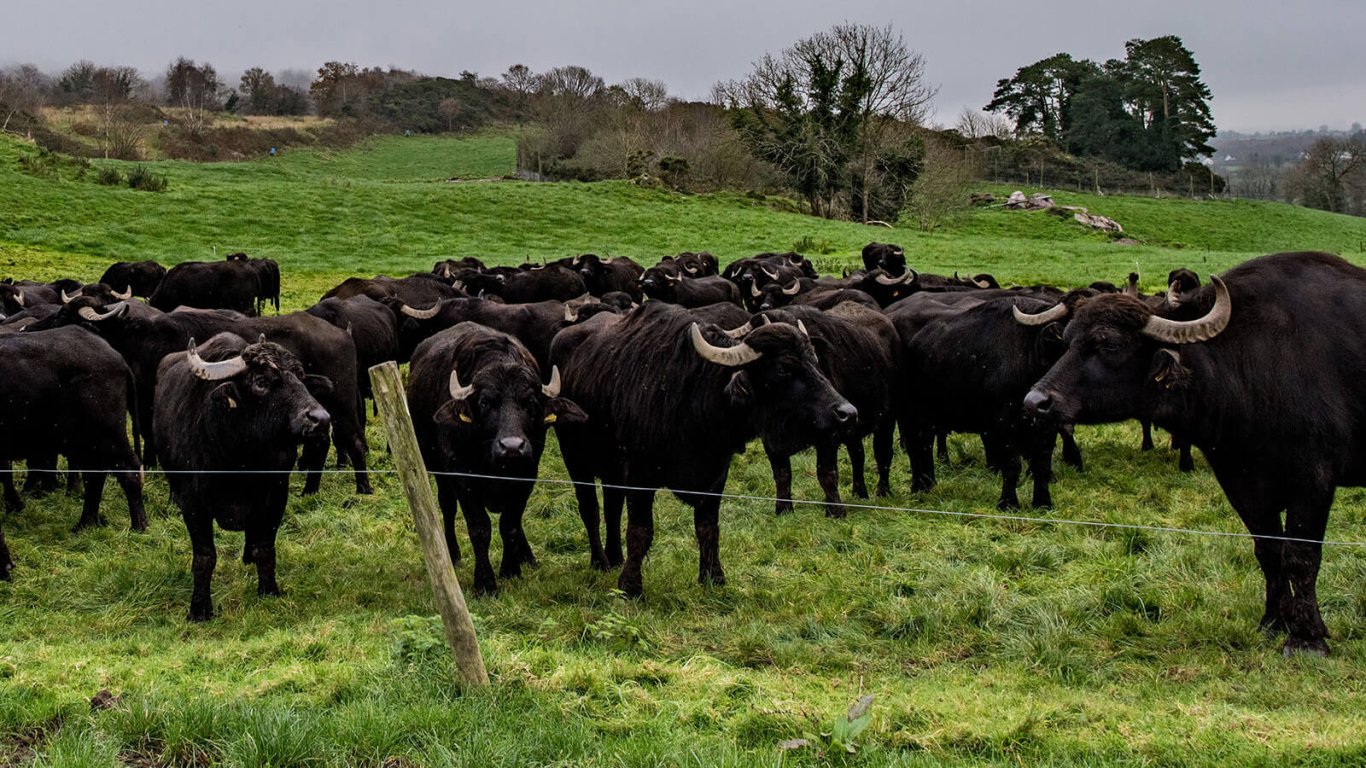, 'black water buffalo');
151,259,260,315
226,253,281,314
409,323,586,594
433,257,486,280
640,270,742,308
390,297,569,371
99,260,167,298
156,334,331,621
323,274,464,307
1023,251,1366,656
0,326,145,536
58,283,134,307
861,242,907,276
735,304,897,516
551,302,855,597
306,295,399,403
571,254,644,300
0,282,57,315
